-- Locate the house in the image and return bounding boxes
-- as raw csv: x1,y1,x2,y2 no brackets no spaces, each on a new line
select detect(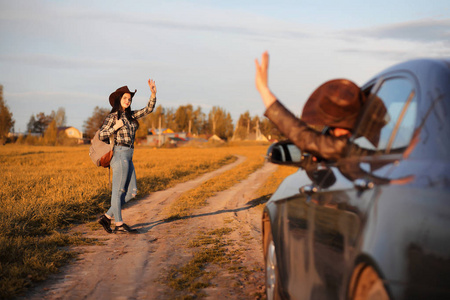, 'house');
58,126,83,143
58,126,83,139
145,128,187,146
208,134,224,143
231,130,269,142
247,132,269,142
